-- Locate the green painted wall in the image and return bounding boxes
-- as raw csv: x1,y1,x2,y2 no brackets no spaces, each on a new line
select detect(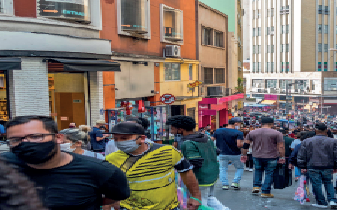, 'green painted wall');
199,0,236,33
